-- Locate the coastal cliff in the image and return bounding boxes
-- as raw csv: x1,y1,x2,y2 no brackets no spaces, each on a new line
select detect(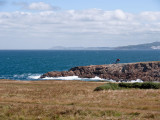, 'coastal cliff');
41,61,160,81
